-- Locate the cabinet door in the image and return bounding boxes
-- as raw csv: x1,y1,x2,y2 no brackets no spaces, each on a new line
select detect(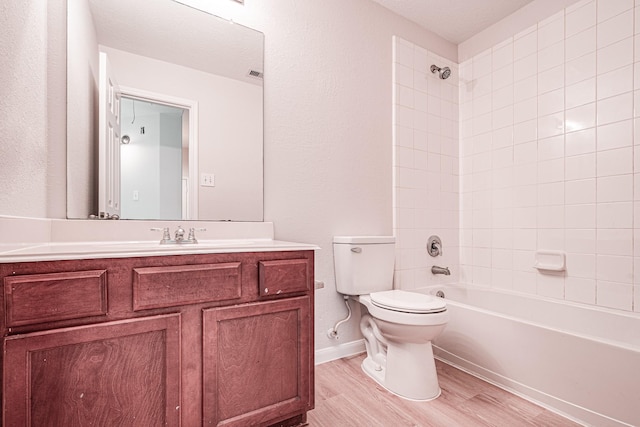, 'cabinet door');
203,297,311,427
3,314,181,427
